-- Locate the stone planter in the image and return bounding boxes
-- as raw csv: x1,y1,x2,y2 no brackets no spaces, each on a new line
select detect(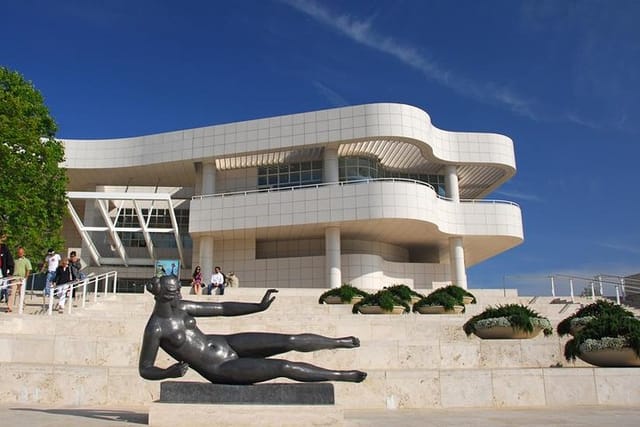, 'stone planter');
577,347,640,367
462,296,474,305
473,325,543,339
416,305,464,314
322,295,364,305
358,305,405,315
